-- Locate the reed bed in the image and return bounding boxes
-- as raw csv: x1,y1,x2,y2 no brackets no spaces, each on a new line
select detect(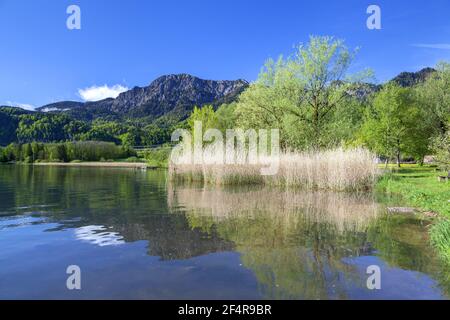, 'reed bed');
169,148,378,191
